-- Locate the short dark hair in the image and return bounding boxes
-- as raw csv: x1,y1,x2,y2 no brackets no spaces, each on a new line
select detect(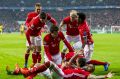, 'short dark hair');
40,12,47,19
50,25,59,33
77,12,86,23
78,58,86,67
